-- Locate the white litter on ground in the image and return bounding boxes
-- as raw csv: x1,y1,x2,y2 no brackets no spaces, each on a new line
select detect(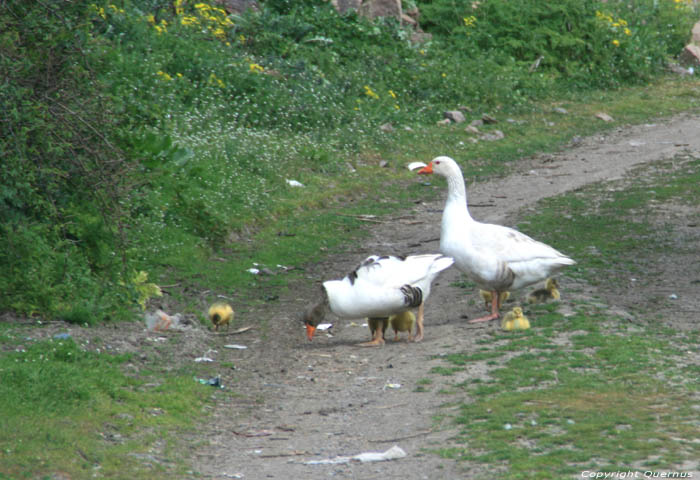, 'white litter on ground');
303,445,407,465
